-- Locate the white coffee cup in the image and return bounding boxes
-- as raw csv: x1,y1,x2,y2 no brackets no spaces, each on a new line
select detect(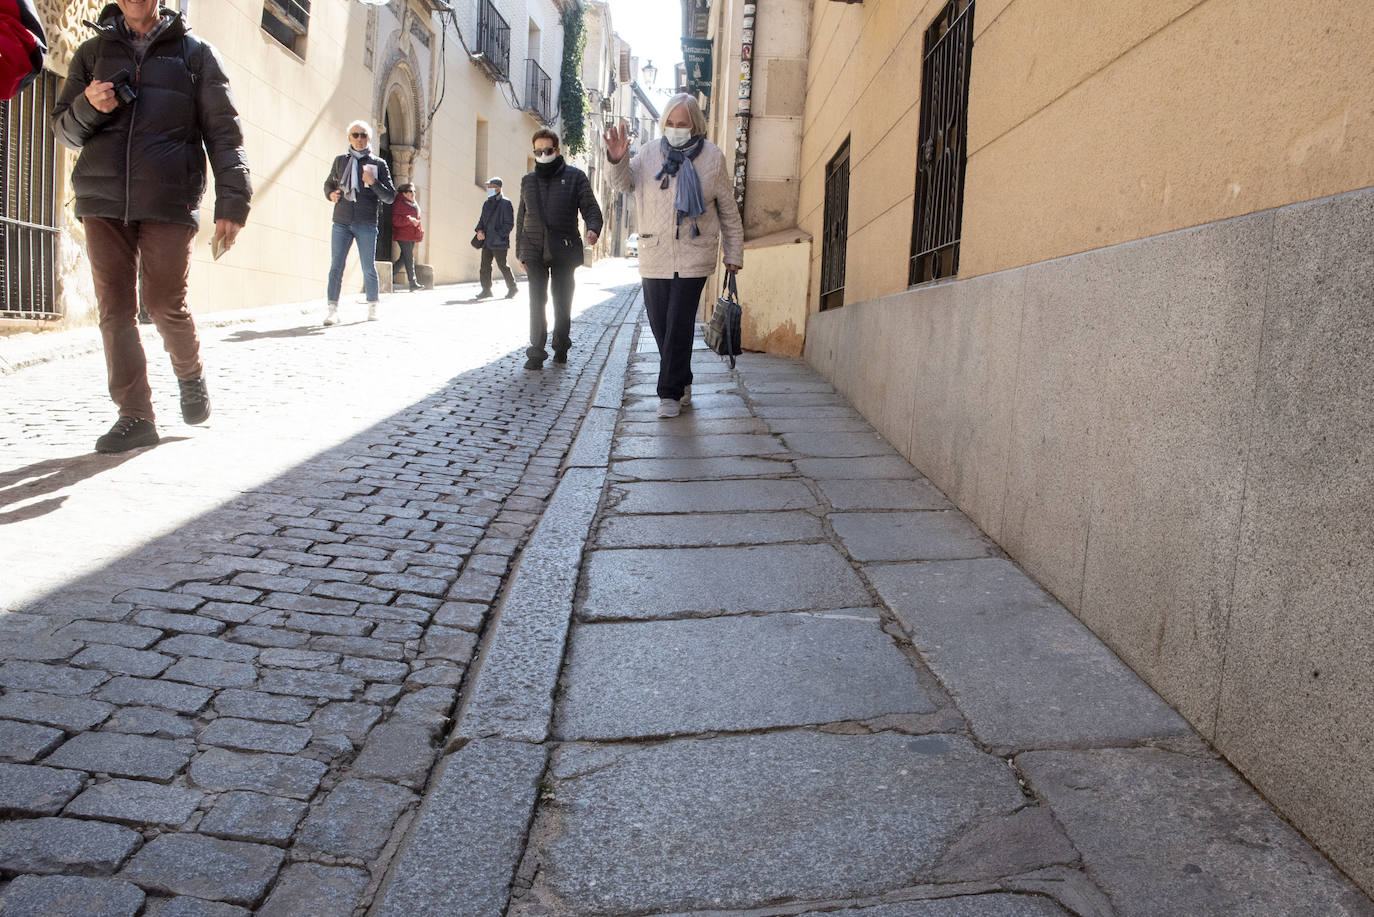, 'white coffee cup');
363,164,377,181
